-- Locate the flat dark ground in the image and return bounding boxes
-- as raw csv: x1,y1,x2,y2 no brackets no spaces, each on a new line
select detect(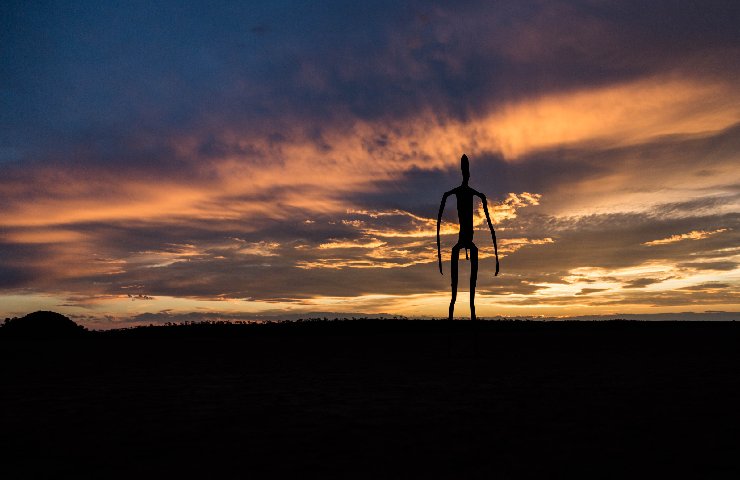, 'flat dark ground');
2,320,740,478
